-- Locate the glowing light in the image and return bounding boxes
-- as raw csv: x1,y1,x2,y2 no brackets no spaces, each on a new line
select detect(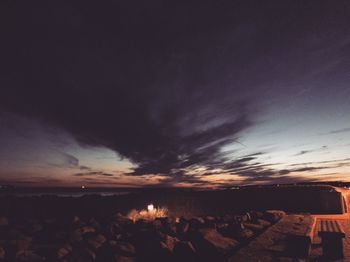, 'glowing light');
127,204,168,221
147,204,154,212
81,185,85,189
